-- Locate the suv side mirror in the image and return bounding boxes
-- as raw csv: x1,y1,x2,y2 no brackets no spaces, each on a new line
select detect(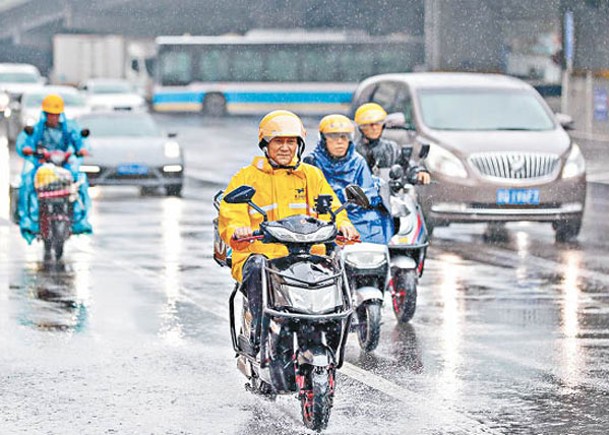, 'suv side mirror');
555,113,574,130
384,112,407,129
